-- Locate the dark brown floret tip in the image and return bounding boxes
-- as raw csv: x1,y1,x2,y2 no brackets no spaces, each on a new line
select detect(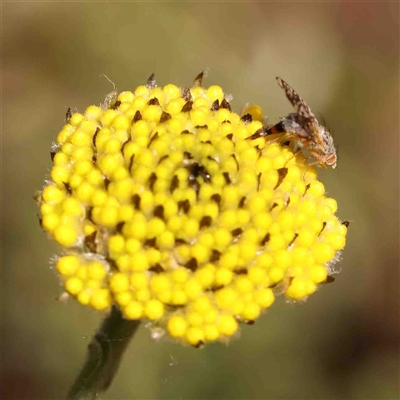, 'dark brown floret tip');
223,172,231,184
148,172,157,191
322,275,336,284
181,101,193,113
270,202,278,211
128,155,135,171
65,107,73,123
159,111,172,123
318,222,327,236
178,199,190,213
200,216,212,229
170,175,179,193
231,228,243,237
261,233,270,245
234,268,248,275
133,110,142,123
132,194,141,209
84,231,97,253
153,205,164,219
144,238,157,248
193,71,205,87
211,99,220,111
210,250,221,262
220,98,232,111
211,193,221,205
147,98,160,106
93,127,100,147
149,264,164,274
110,100,121,110
63,182,72,194
274,168,288,190
181,87,192,102
185,258,198,272
146,73,156,89
288,233,298,247
148,132,159,149
241,113,252,123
